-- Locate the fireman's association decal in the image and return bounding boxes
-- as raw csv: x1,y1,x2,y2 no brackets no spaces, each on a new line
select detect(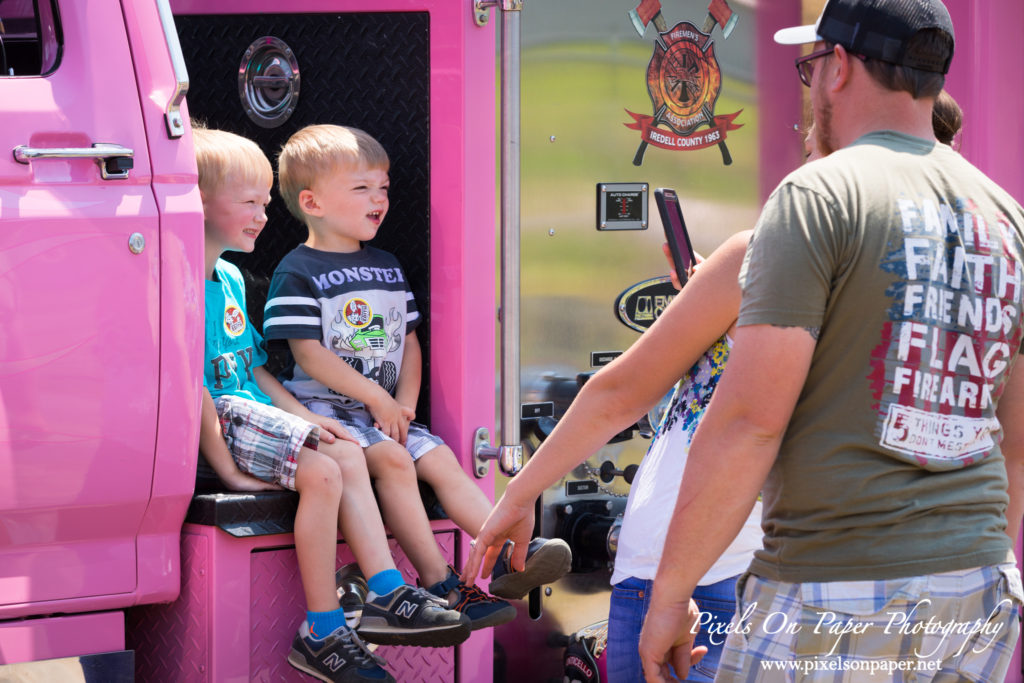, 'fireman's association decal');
223,304,246,337
626,0,742,166
343,297,373,329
